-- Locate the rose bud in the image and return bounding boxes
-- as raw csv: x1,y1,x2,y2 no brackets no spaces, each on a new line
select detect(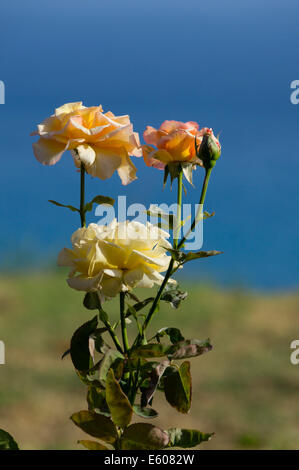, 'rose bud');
197,128,221,169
